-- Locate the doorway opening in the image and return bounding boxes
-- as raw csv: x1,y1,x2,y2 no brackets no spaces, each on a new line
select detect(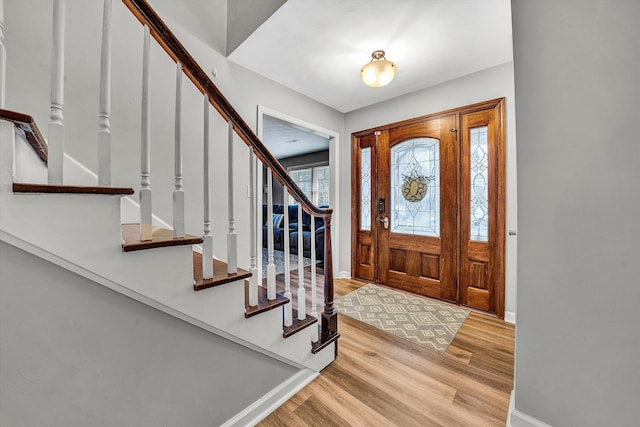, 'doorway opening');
257,106,340,278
